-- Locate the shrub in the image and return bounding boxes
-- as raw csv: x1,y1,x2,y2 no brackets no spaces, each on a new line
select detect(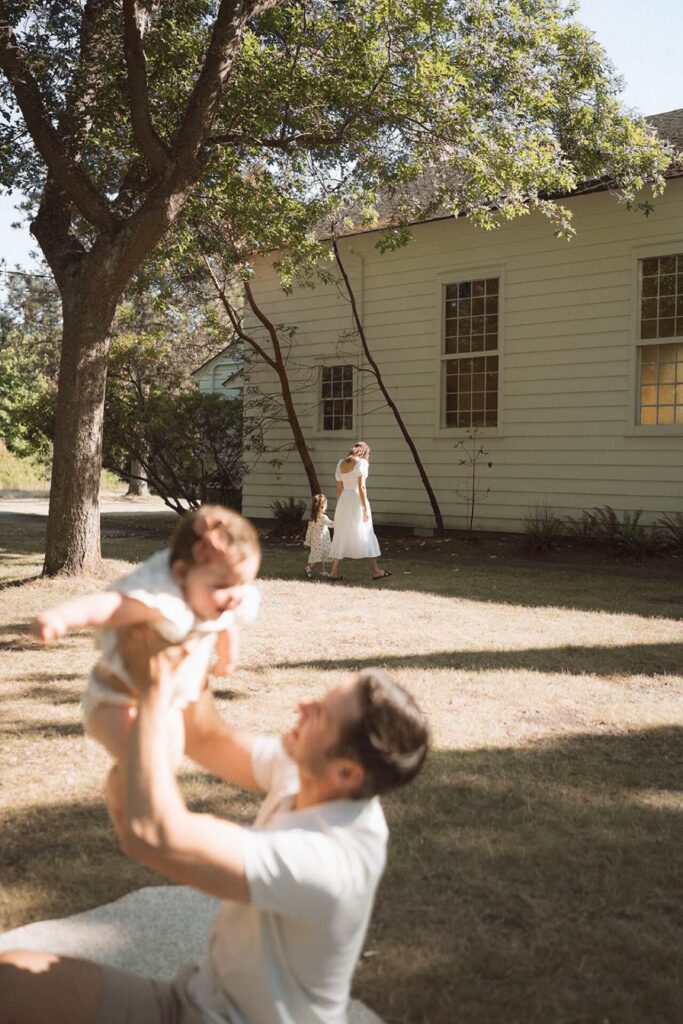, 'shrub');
522,503,566,551
655,512,683,553
564,505,661,557
271,497,307,536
